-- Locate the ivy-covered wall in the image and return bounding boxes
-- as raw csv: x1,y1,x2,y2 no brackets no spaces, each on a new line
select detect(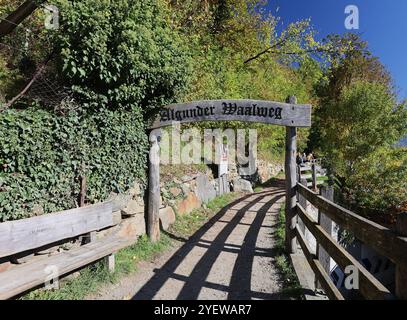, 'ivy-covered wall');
0,107,148,221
